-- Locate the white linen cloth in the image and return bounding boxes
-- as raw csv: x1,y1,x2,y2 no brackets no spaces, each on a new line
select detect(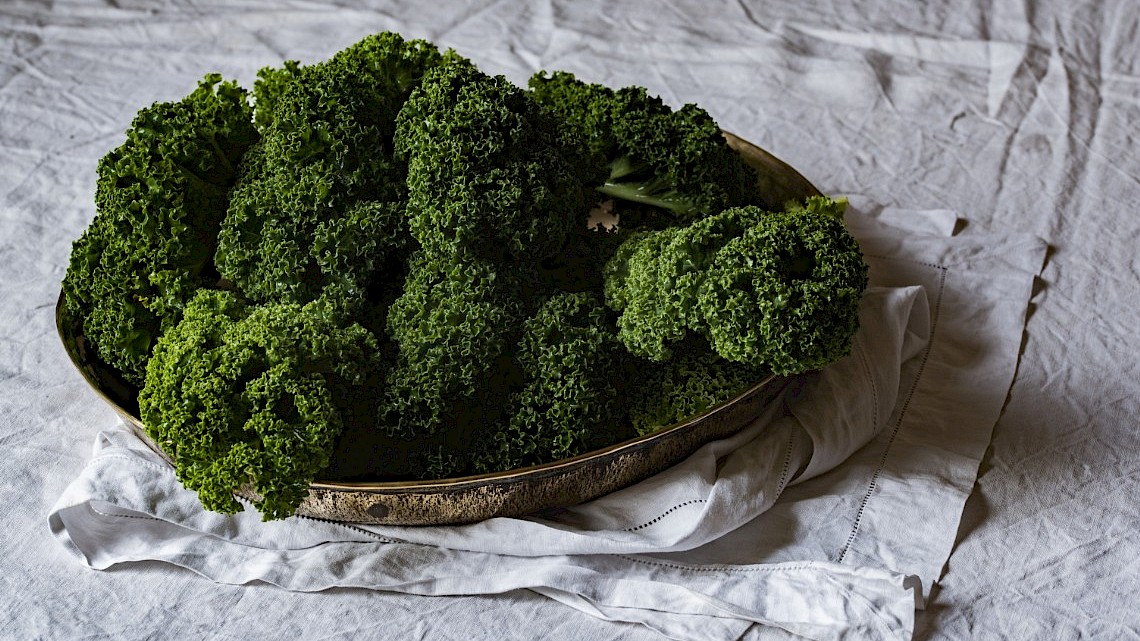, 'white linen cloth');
48,207,1045,641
